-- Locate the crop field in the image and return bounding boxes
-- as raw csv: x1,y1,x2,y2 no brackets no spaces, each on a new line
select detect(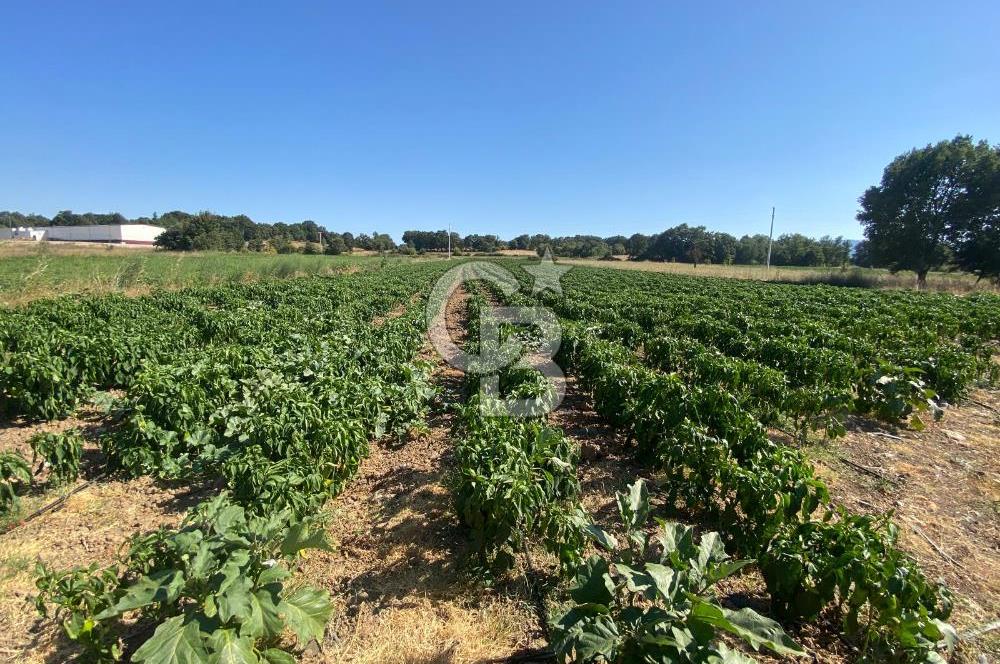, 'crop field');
0,257,998,663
